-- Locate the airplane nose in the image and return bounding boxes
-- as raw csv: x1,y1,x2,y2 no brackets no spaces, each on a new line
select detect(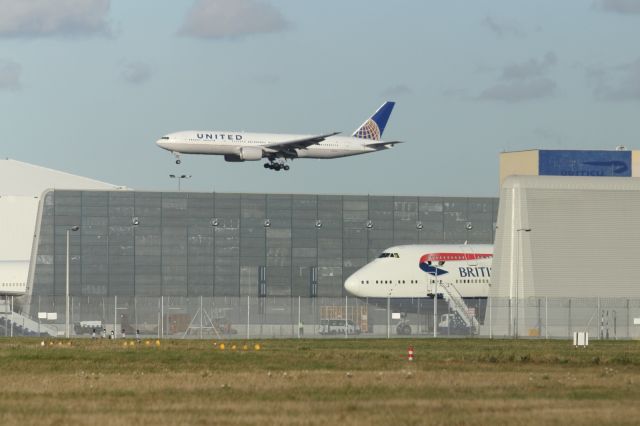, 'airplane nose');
344,273,360,296
156,138,168,149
